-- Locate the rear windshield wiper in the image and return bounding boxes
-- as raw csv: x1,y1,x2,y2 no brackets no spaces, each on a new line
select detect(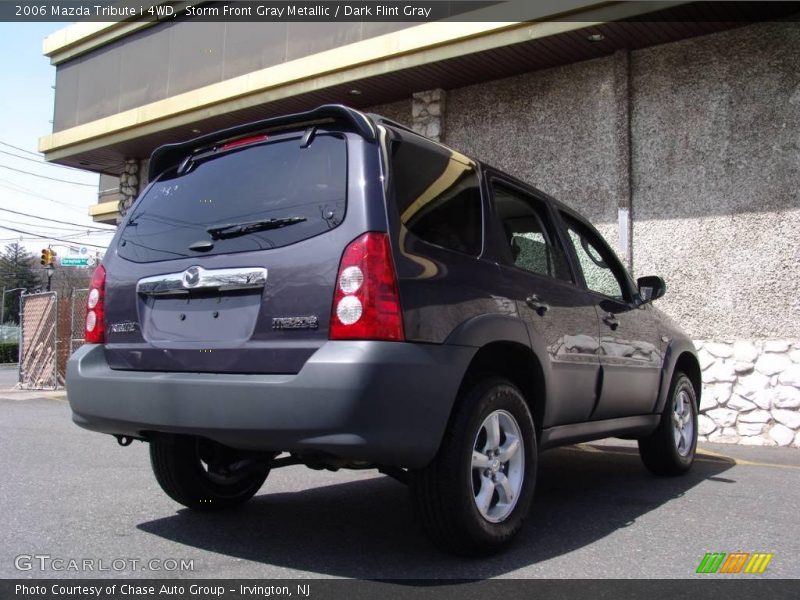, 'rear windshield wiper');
206,216,307,240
